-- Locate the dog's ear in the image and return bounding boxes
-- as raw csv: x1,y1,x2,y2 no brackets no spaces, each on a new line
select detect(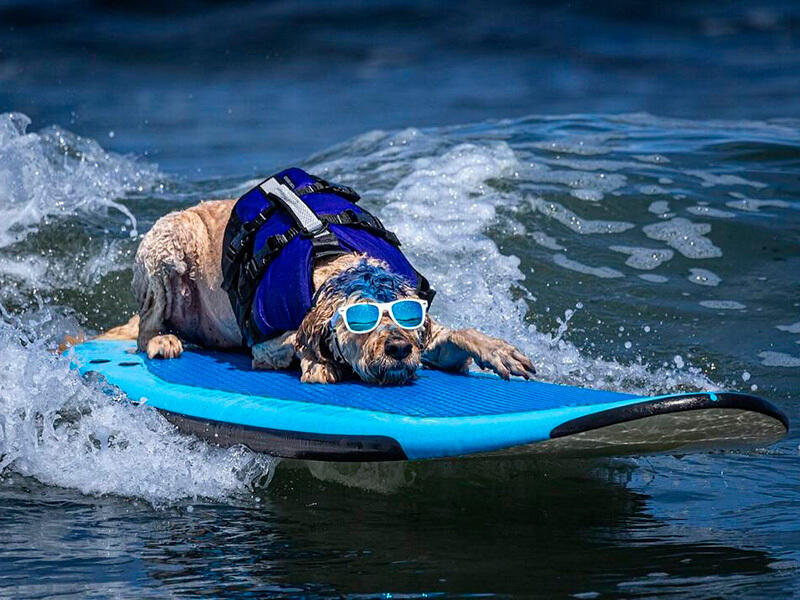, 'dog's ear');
296,293,338,361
